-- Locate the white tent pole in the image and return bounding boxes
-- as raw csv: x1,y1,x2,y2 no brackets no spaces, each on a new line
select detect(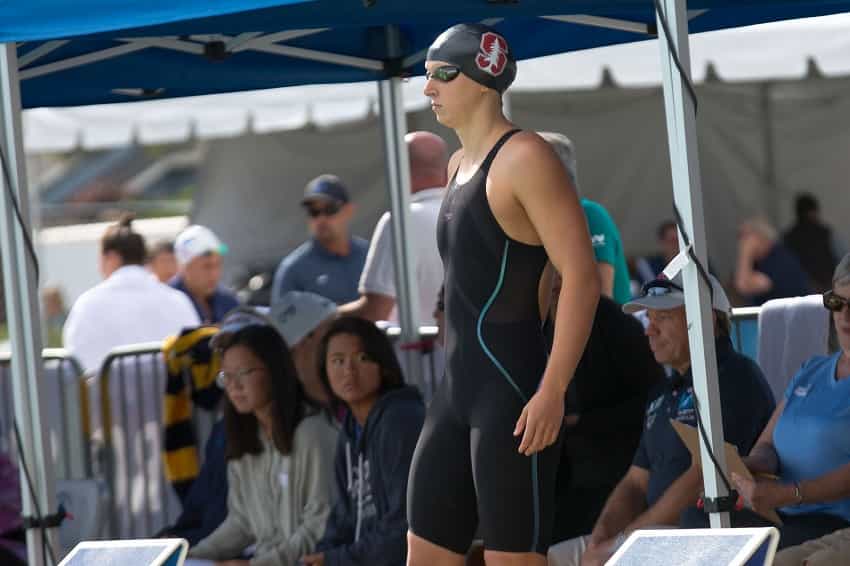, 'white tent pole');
0,43,58,564
377,25,423,390
656,0,730,528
